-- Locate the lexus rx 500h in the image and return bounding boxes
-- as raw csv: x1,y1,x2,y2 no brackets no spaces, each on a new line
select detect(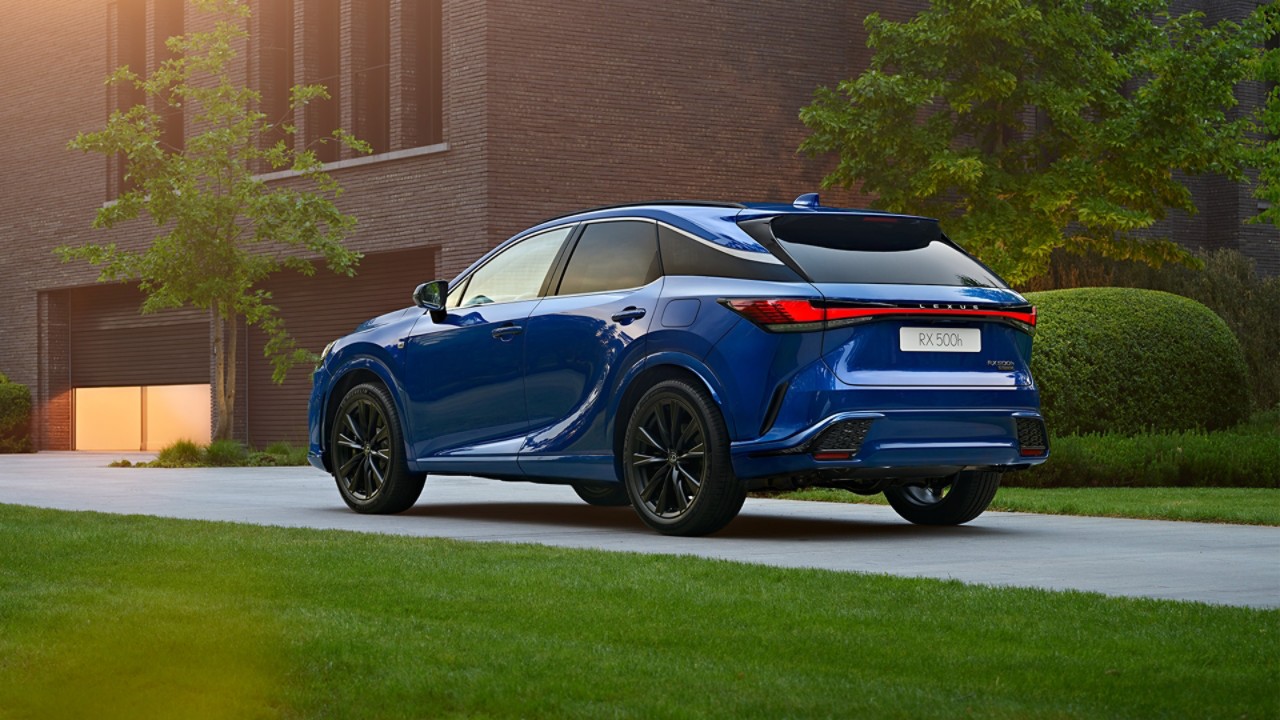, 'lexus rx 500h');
307,194,1049,536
